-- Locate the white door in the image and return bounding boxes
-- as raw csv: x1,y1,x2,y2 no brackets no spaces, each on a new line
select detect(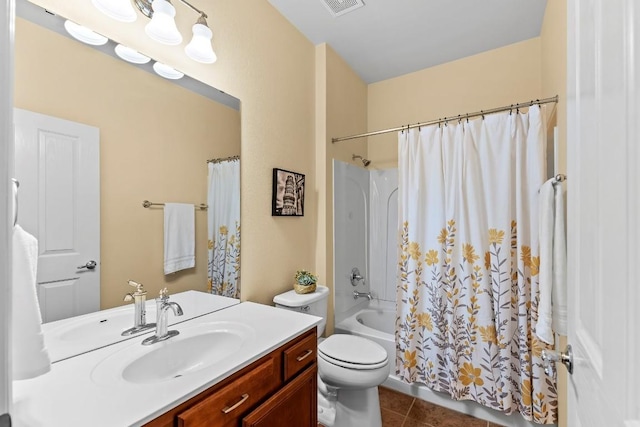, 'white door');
14,108,100,323
0,0,14,418
567,0,640,426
